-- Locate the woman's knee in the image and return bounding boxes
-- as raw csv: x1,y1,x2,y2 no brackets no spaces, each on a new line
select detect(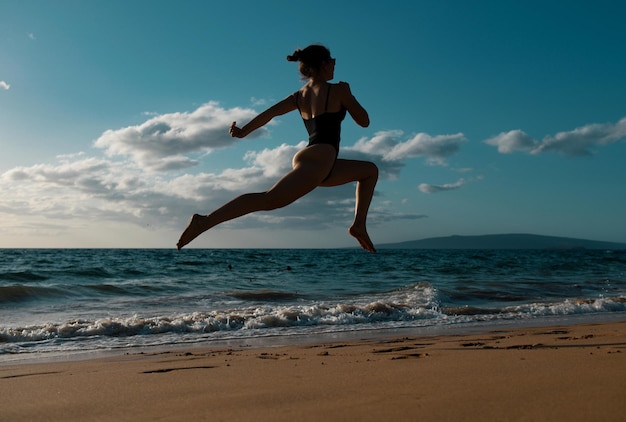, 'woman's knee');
366,161,378,179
